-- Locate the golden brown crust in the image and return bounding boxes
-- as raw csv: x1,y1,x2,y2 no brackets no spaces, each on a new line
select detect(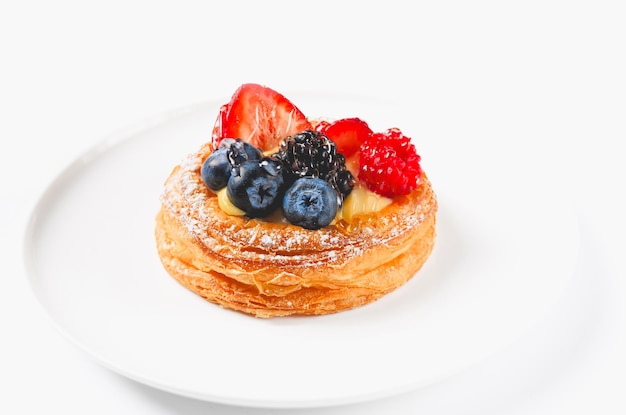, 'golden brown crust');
155,142,438,317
